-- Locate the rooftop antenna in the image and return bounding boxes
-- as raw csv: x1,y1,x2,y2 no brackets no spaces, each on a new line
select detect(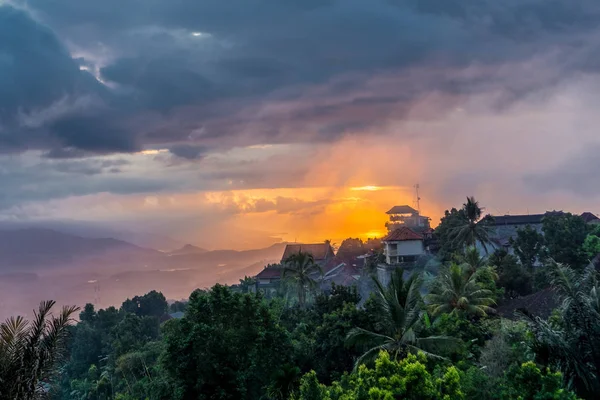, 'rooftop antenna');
414,184,421,215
